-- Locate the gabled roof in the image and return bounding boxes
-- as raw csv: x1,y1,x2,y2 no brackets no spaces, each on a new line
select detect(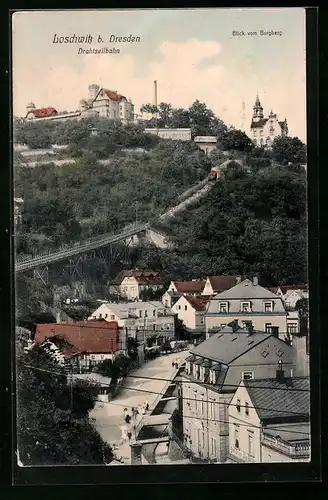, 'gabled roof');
183,295,209,311
191,331,272,364
278,121,288,132
250,118,268,129
206,276,240,293
279,285,308,295
172,280,205,293
110,270,162,286
213,279,280,300
26,107,58,118
244,377,310,422
34,321,120,356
